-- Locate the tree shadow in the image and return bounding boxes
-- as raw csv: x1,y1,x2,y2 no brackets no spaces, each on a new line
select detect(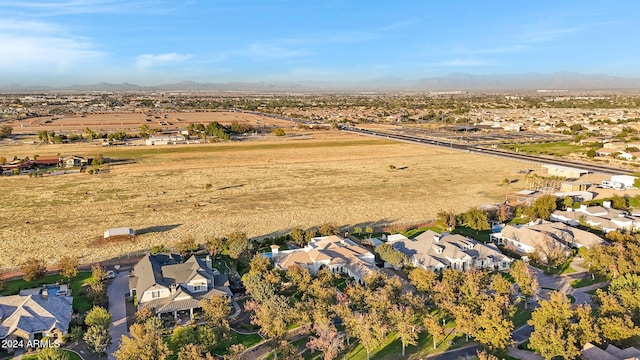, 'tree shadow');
136,224,182,235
